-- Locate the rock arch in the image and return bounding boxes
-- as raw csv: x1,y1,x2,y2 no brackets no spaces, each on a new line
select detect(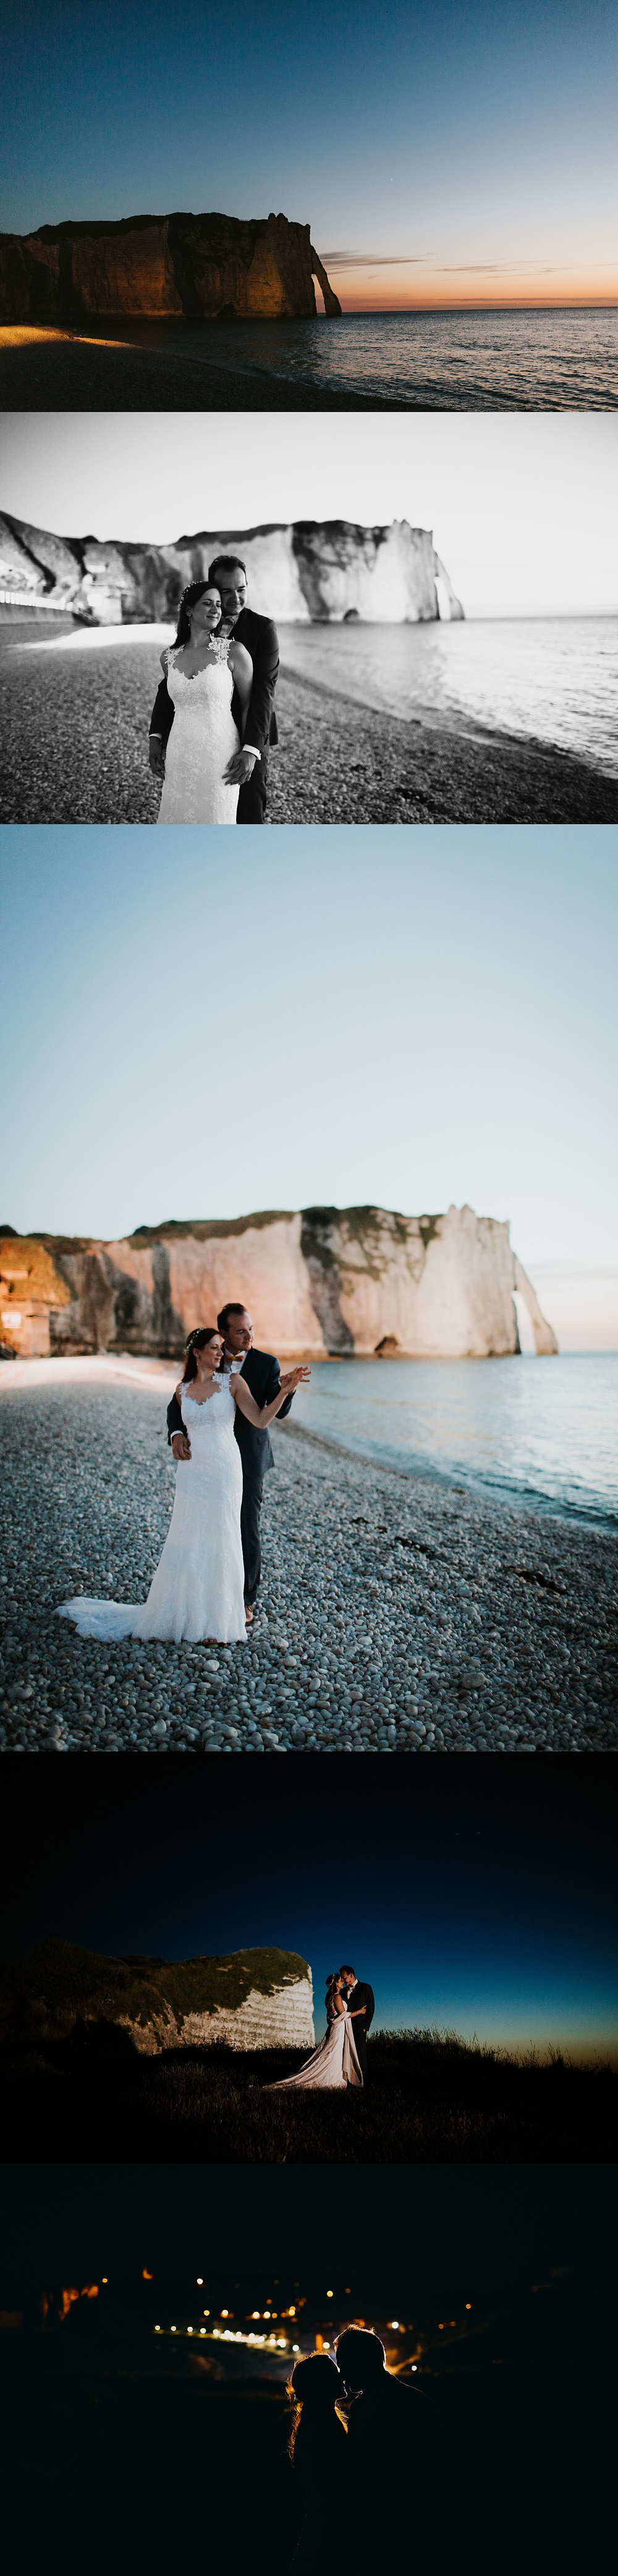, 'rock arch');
310,247,342,315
